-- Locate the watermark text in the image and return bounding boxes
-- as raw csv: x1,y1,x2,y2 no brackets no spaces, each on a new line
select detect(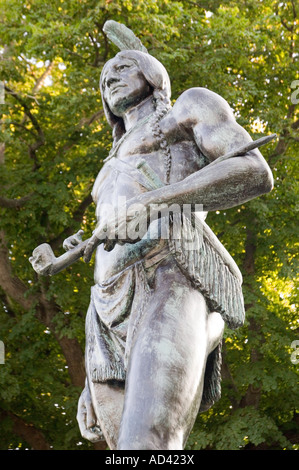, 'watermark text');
0,341,4,364
0,81,4,104
290,340,299,365
95,198,205,250
291,80,299,104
